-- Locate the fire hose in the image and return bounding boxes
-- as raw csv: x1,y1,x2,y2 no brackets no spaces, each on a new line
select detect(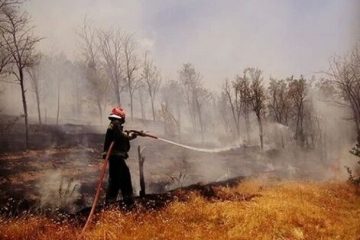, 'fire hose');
81,141,114,234
81,130,238,234
81,131,157,234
